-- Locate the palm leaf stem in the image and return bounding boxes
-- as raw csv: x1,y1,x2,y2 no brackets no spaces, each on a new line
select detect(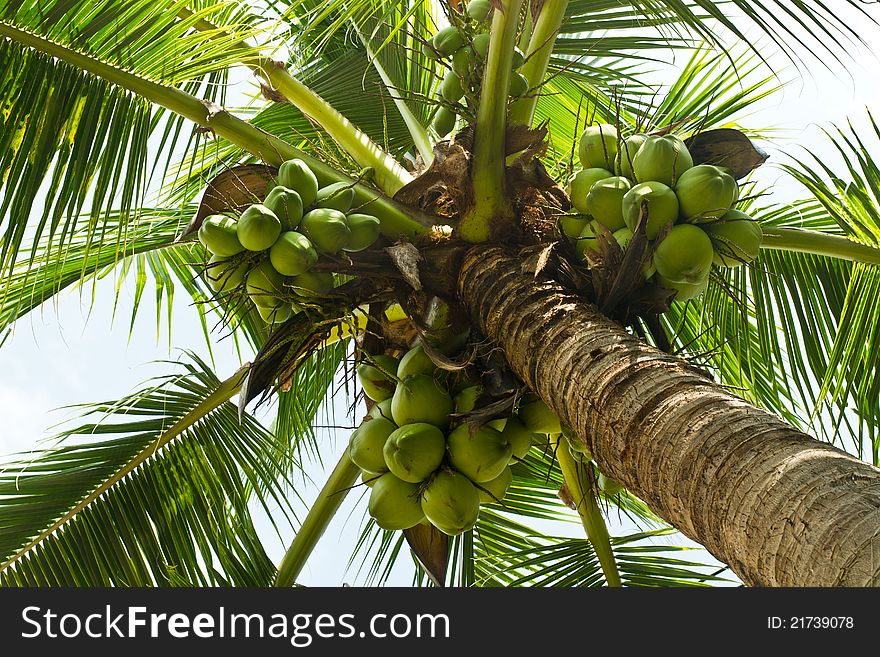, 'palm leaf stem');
762,227,880,266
